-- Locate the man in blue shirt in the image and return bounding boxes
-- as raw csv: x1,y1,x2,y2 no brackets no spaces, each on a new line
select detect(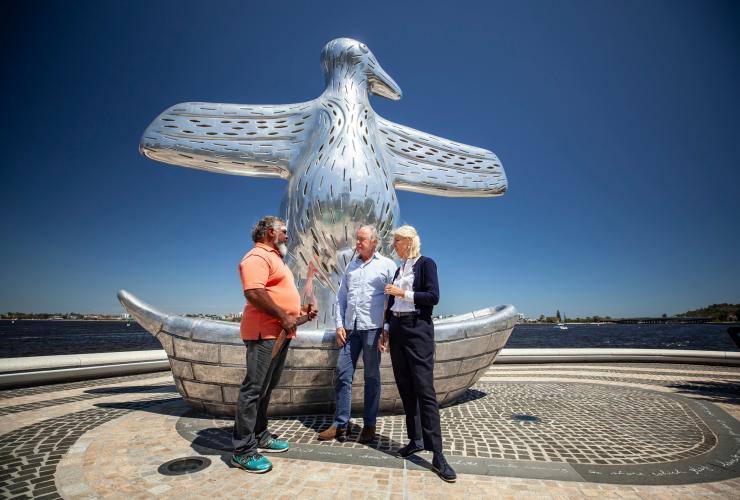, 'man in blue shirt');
317,225,397,444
